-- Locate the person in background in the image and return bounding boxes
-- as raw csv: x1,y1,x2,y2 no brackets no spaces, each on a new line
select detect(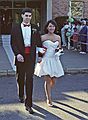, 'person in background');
85,21,88,52
61,22,69,47
11,8,42,114
79,20,87,54
34,20,64,107
71,27,79,51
